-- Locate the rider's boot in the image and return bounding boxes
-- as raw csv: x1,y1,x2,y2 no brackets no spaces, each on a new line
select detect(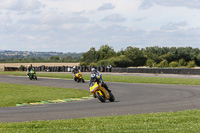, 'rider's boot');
93,93,97,98
73,76,77,81
104,83,111,92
